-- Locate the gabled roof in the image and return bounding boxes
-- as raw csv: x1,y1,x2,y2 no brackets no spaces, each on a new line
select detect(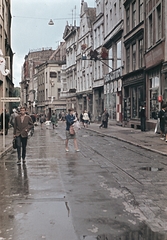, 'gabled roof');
63,24,79,40
80,1,96,28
